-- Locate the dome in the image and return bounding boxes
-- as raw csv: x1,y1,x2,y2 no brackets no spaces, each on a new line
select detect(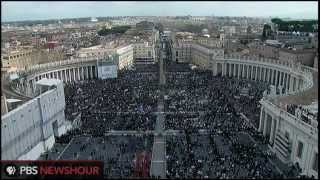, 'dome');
202,28,209,34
